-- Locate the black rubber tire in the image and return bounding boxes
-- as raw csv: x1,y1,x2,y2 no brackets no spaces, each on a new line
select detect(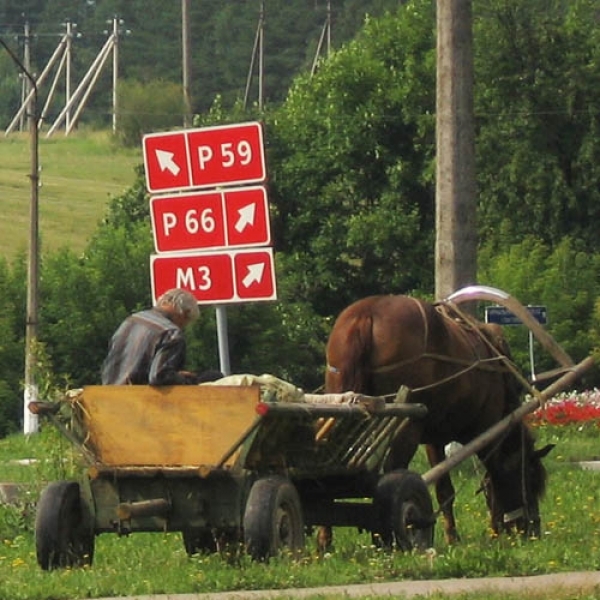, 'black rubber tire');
374,469,435,551
243,476,305,561
35,481,94,570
